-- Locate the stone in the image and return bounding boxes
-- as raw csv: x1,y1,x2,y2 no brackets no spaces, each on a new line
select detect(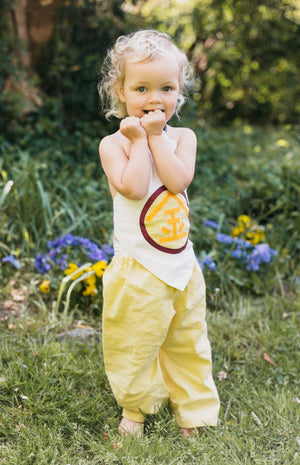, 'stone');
56,328,101,343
